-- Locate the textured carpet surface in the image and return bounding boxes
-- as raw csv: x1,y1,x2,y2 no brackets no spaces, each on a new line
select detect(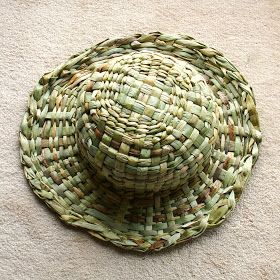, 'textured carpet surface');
0,1,280,279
